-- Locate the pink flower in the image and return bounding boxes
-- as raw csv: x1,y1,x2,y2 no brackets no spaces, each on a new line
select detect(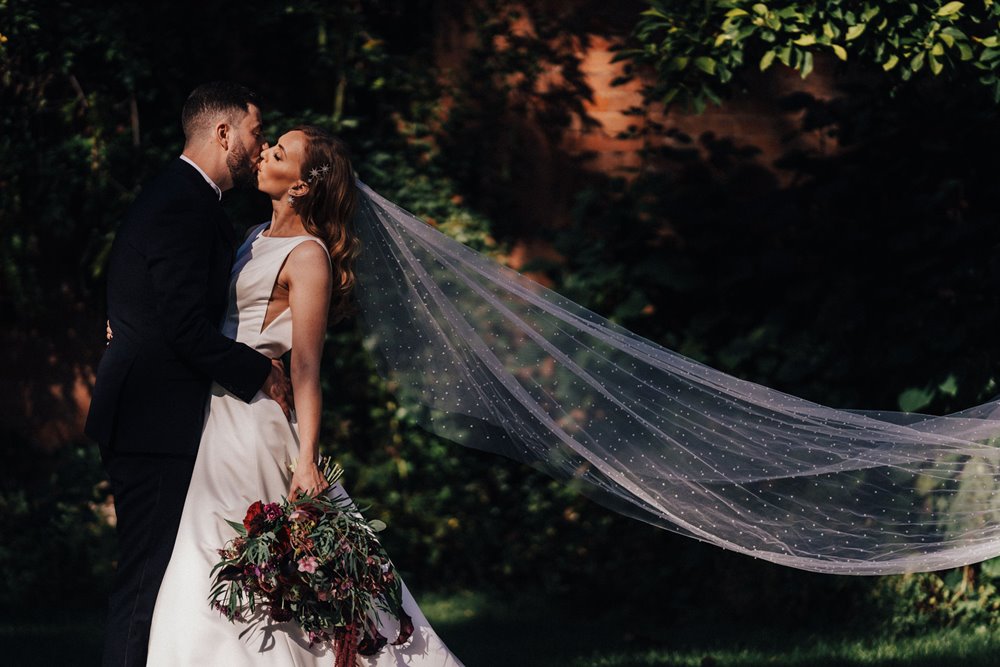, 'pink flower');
297,556,319,573
263,502,282,522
